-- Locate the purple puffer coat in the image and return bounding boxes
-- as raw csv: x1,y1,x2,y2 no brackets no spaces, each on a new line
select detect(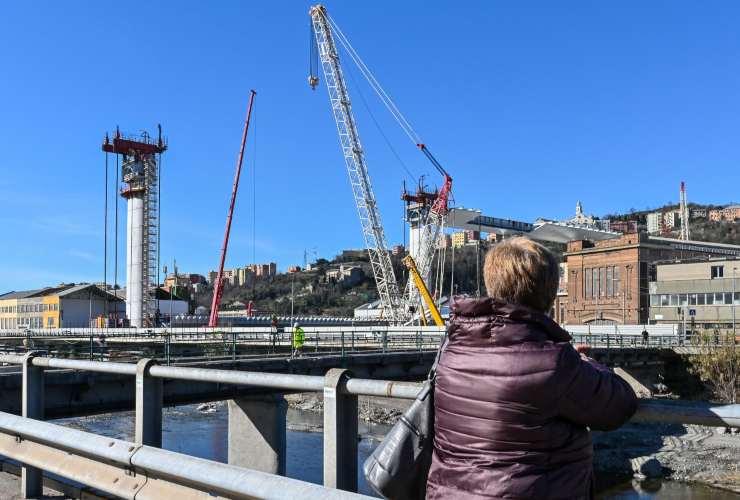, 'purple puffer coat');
426,298,637,500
